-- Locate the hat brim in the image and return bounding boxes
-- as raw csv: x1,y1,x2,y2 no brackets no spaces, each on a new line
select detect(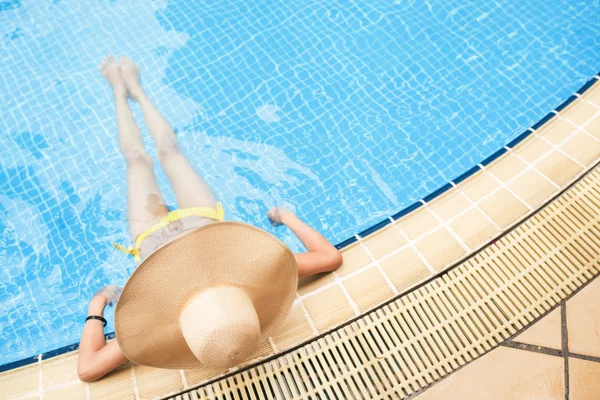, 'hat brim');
114,222,298,369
